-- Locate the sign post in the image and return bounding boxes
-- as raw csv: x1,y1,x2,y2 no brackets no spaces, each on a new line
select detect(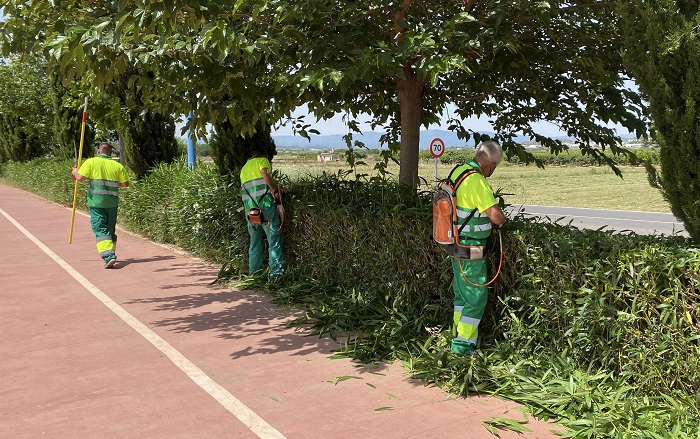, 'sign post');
429,137,445,187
